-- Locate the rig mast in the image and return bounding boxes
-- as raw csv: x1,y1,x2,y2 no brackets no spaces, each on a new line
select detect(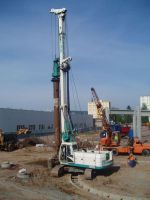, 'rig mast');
50,8,73,142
